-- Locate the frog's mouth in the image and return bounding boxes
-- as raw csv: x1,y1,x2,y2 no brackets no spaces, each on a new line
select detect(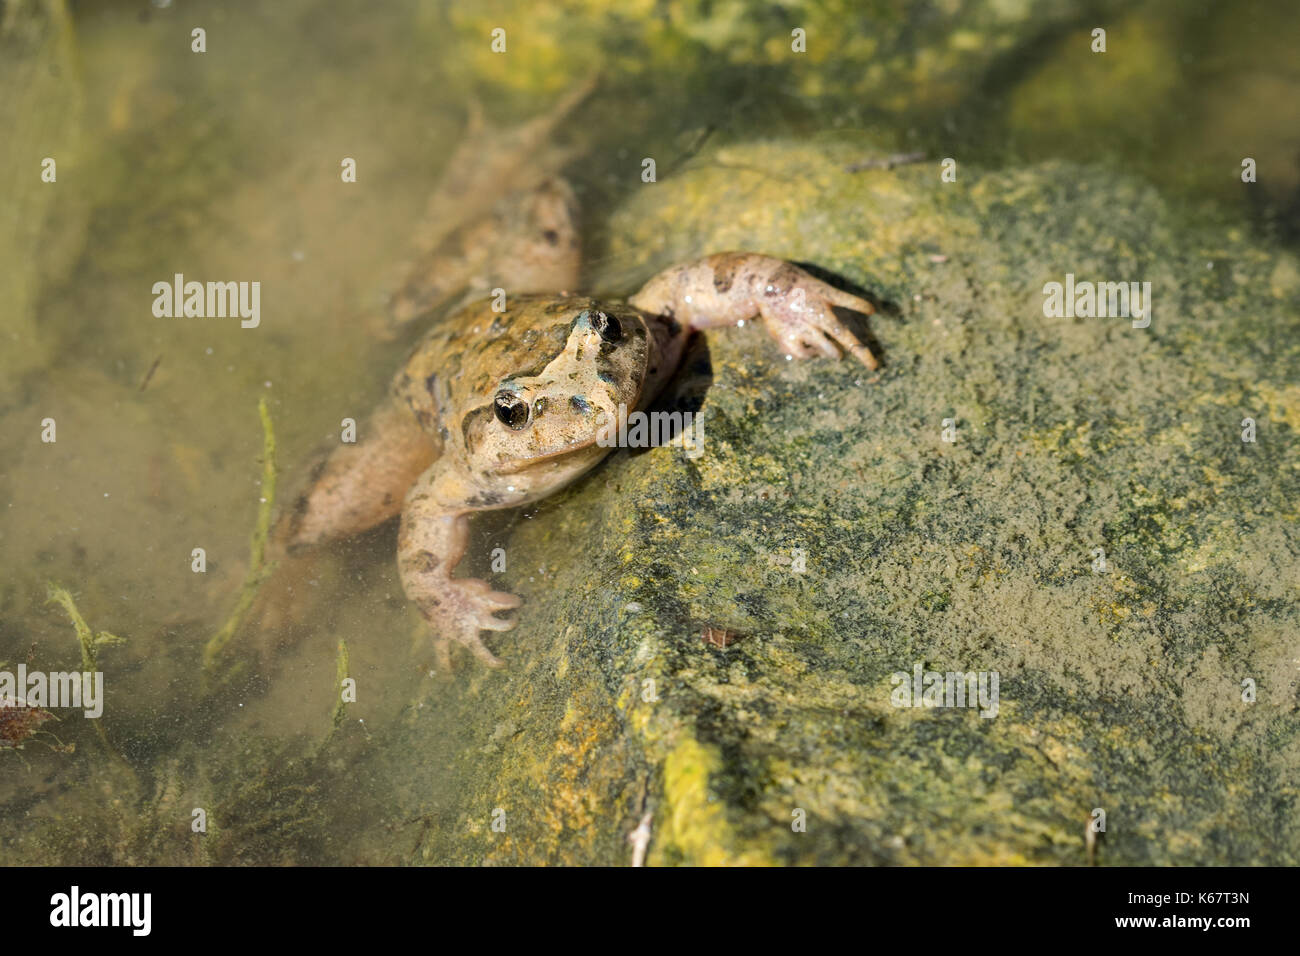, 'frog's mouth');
492,436,601,474
490,395,634,475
